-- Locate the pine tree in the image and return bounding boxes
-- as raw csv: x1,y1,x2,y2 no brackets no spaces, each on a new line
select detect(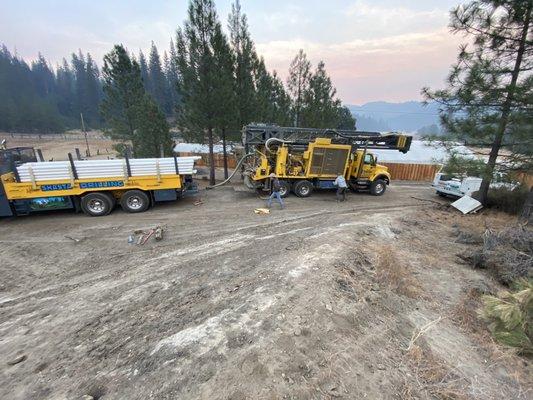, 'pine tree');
175,0,224,185
423,0,533,205
254,57,291,125
101,44,171,157
287,49,311,127
300,60,341,128
167,39,182,113
138,50,150,92
162,50,174,116
85,53,102,127
148,42,169,114
336,106,356,130
56,58,75,120
269,71,292,126
212,24,238,179
71,50,87,121
228,0,257,126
